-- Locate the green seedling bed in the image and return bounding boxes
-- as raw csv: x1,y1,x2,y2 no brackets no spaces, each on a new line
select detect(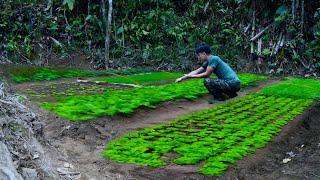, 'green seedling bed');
104,78,320,176
40,73,268,121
